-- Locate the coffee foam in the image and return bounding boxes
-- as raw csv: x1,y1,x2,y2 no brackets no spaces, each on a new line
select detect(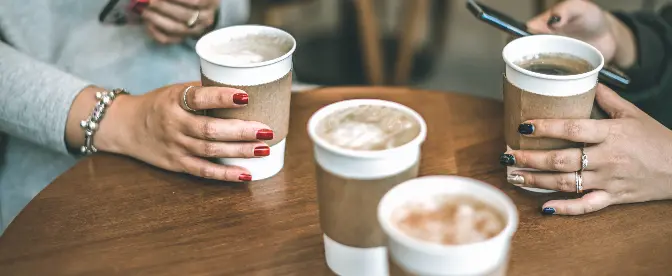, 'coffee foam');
392,195,505,245
316,105,421,151
200,34,292,66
